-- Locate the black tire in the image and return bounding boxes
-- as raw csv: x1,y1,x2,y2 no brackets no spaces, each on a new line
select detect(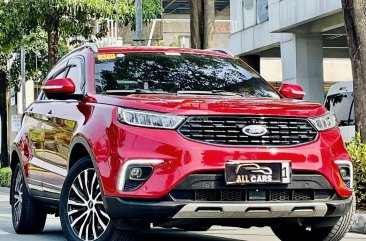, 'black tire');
60,157,136,241
11,163,47,234
272,196,355,241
